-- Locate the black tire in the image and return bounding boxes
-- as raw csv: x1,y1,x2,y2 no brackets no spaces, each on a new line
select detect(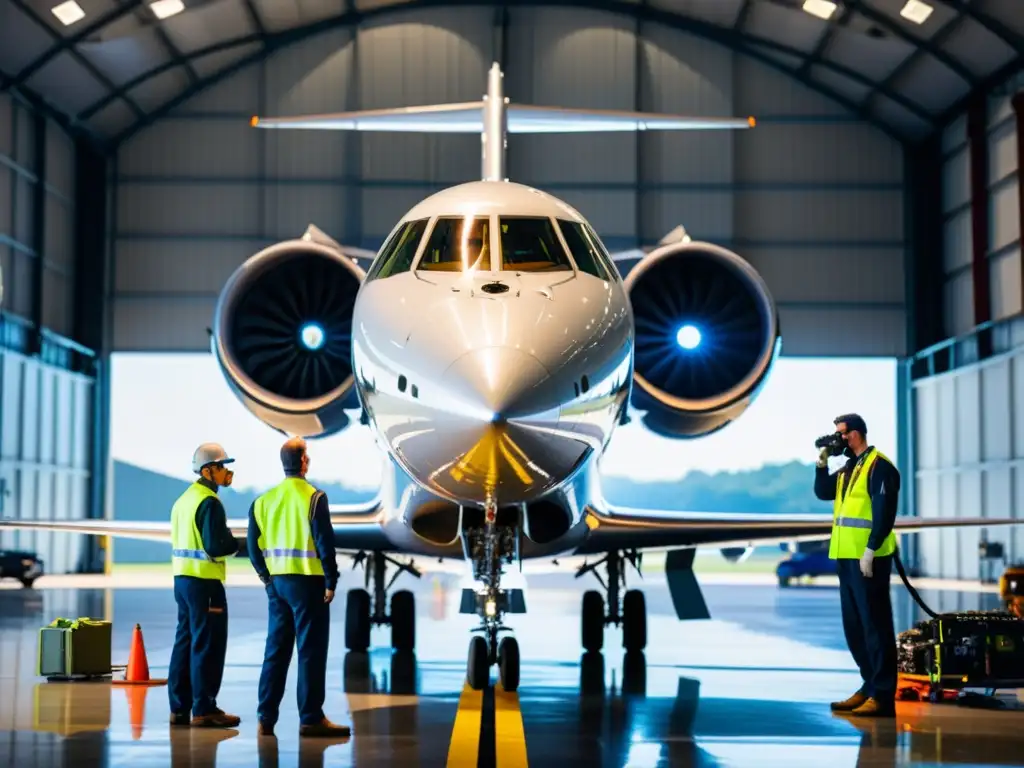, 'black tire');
390,590,416,651
777,575,791,588
622,590,646,652
579,651,605,696
20,577,35,589
498,636,520,693
622,650,646,697
581,590,605,652
345,588,371,651
467,636,489,690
